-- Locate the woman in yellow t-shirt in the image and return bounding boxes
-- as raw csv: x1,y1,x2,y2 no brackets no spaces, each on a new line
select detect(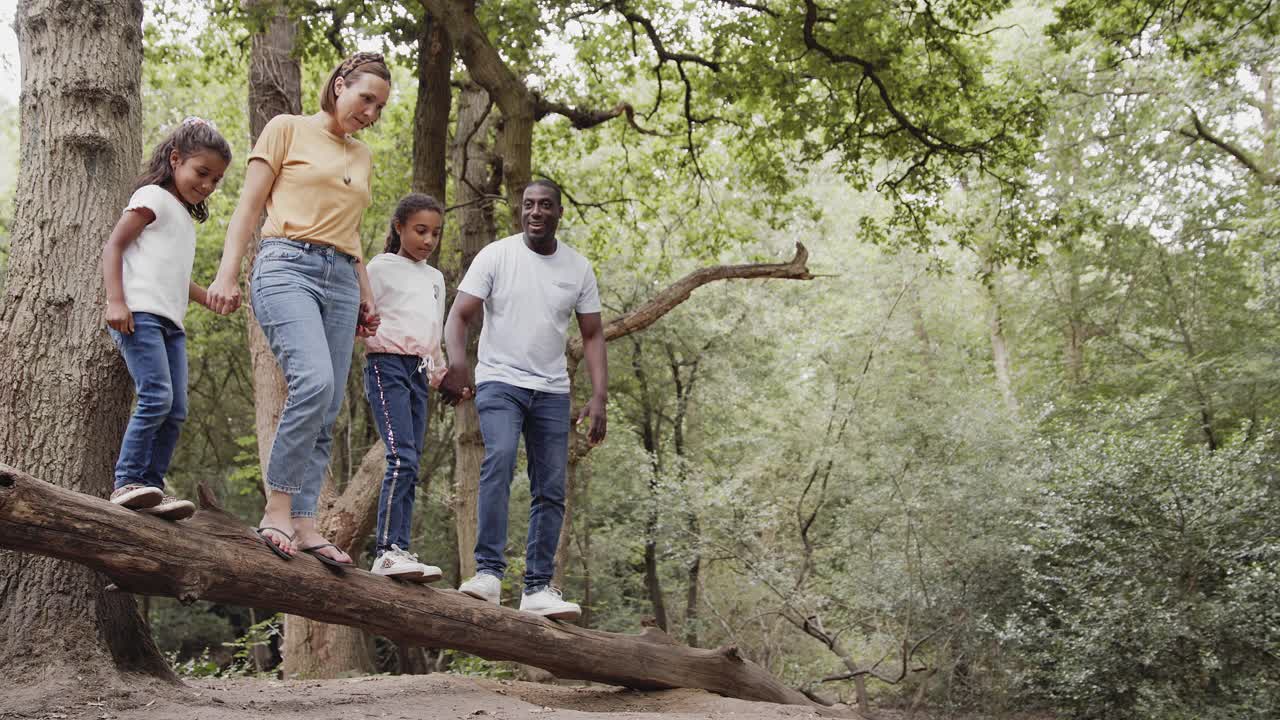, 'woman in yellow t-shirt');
207,52,389,566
